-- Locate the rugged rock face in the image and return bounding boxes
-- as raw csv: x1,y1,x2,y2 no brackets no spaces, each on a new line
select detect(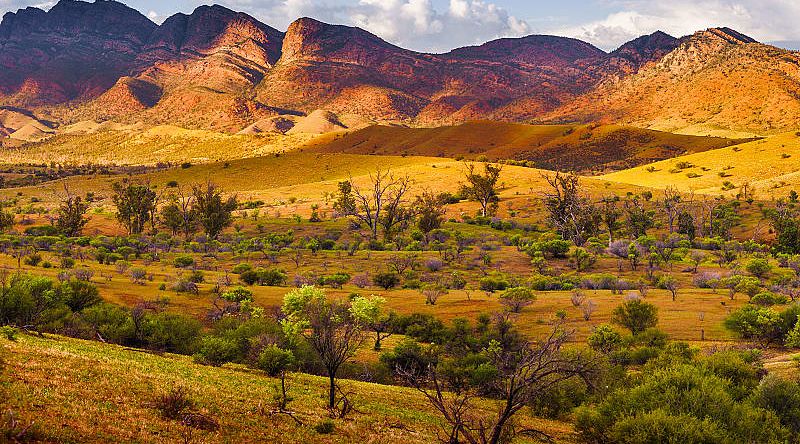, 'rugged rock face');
261,18,620,123
0,0,155,105
547,28,800,135
607,31,681,73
